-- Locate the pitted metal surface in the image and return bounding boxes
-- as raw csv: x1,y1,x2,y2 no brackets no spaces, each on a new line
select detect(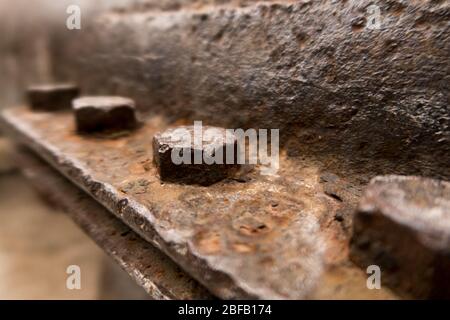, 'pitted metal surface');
15,148,213,300
1,0,448,300
0,107,397,299
153,125,239,185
